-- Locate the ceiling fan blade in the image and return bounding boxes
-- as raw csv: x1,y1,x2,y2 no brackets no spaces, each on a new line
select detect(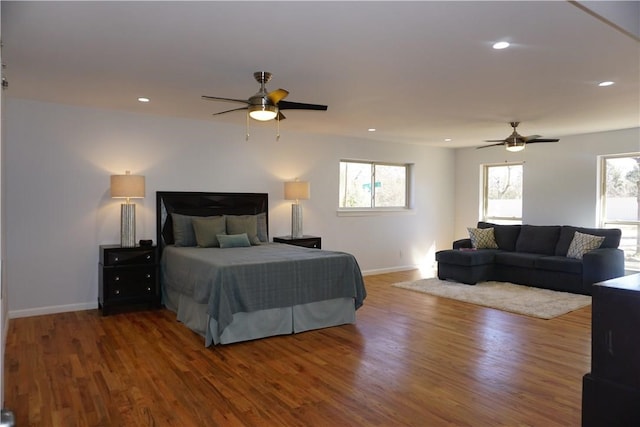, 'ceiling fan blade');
278,100,328,111
476,142,506,149
484,139,507,143
277,111,286,121
527,138,560,143
212,106,248,116
268,89,289,104
202,95,249,104
523,134,541,142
